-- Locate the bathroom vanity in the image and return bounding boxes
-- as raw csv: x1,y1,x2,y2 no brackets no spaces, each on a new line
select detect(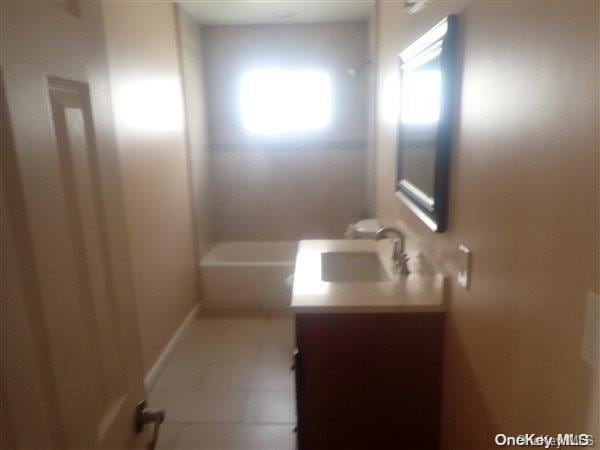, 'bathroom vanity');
291,240,447,450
